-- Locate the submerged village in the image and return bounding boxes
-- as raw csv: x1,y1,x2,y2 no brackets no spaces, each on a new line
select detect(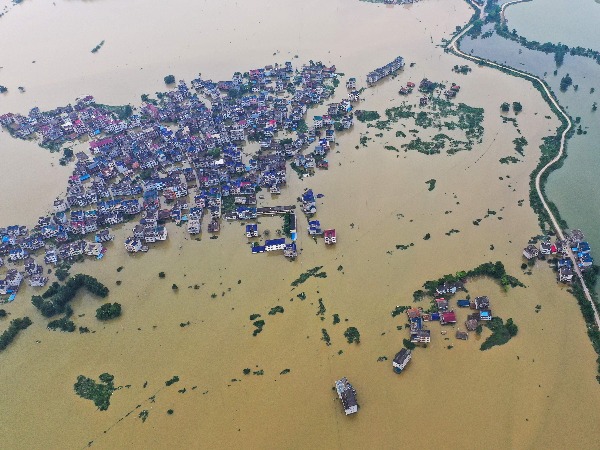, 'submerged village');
0,57,410,303
1,47,596,418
